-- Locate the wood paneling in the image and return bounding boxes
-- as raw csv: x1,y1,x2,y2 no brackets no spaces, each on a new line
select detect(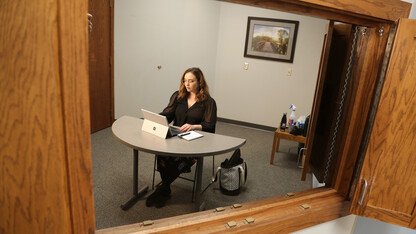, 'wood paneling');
1,0,414,232
293,0,410,21
96,188,350,233
331,24,391,196
307,23,352,183
58,0,96,232
0,0,94,233
351,19,416,228
0,0,72,232
301,21,334,181
222,0,411,27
